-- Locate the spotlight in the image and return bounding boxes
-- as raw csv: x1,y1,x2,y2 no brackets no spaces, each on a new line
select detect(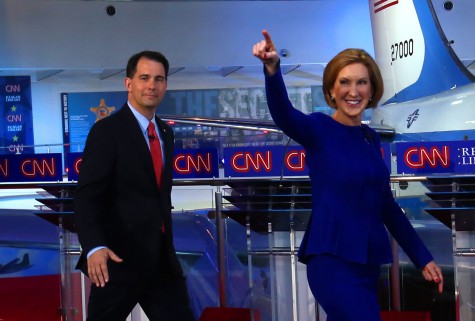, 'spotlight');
105,5,116,16
443,1,454,11
279,49,289,58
